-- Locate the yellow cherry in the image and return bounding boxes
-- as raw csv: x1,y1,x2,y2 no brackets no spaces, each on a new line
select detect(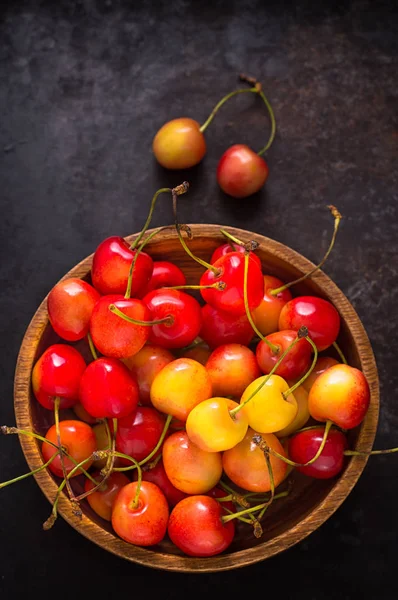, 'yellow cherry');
275,384,310,438
152,118,206,169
